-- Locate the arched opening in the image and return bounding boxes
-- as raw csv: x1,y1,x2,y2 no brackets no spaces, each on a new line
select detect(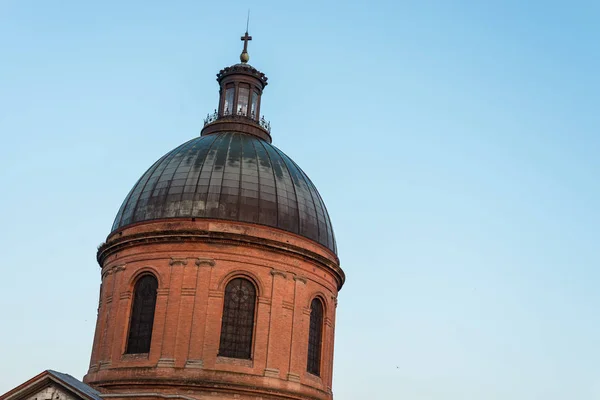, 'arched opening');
125,274,158,354
218,278,257,359
307,297,324,376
